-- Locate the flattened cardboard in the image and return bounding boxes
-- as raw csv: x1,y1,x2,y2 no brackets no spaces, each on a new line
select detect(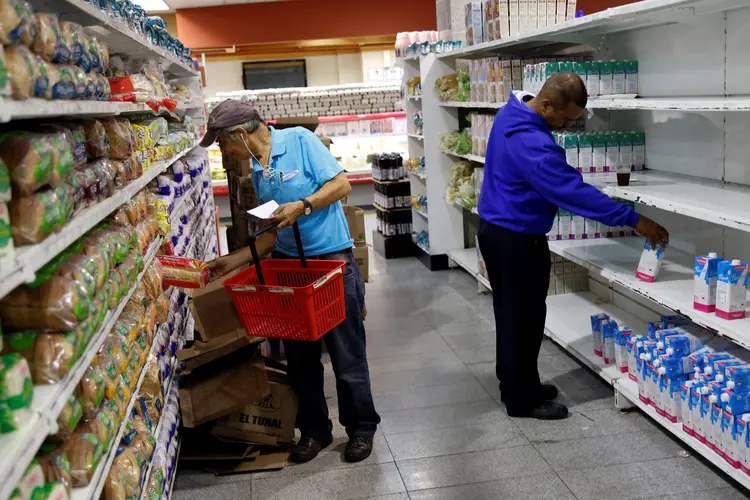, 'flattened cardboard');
343,205,366,244
353,245,369,283
177,329,264,371
204,450,289,474
180,354,270,428
188,267,246,342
